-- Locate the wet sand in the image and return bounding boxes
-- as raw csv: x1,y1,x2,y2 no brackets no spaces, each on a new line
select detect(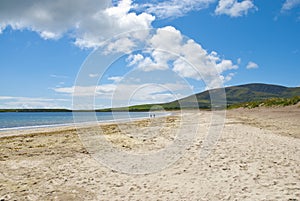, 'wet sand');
0,107,299,200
